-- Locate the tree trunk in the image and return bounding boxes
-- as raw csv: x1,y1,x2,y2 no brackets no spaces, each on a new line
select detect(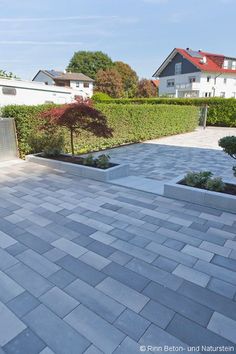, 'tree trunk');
70,129,74,155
